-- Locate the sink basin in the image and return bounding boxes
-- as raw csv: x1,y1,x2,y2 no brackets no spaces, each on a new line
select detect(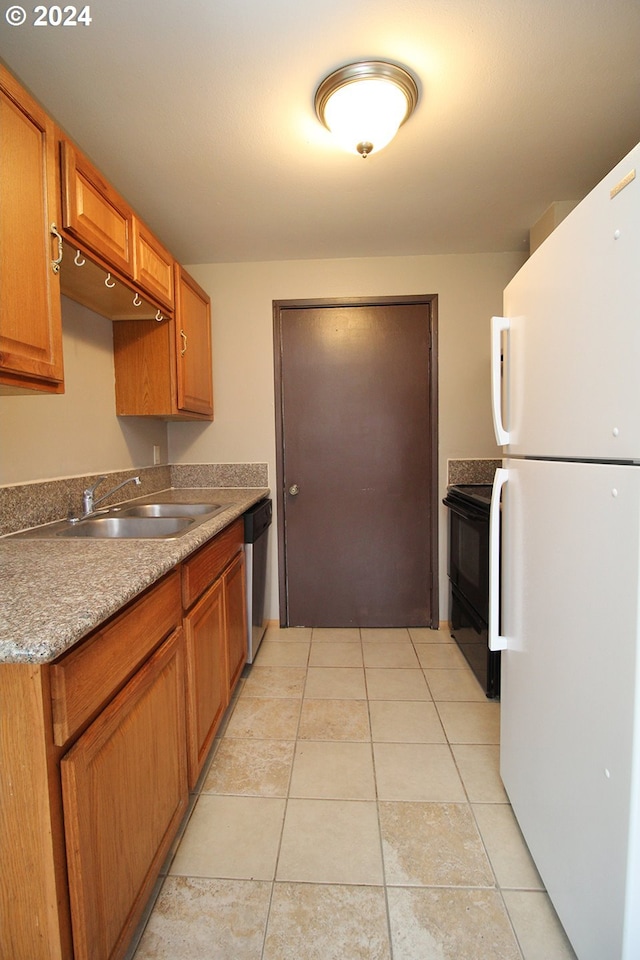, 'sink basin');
57,516,193,539
5,500,233,540
119,502,223,518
